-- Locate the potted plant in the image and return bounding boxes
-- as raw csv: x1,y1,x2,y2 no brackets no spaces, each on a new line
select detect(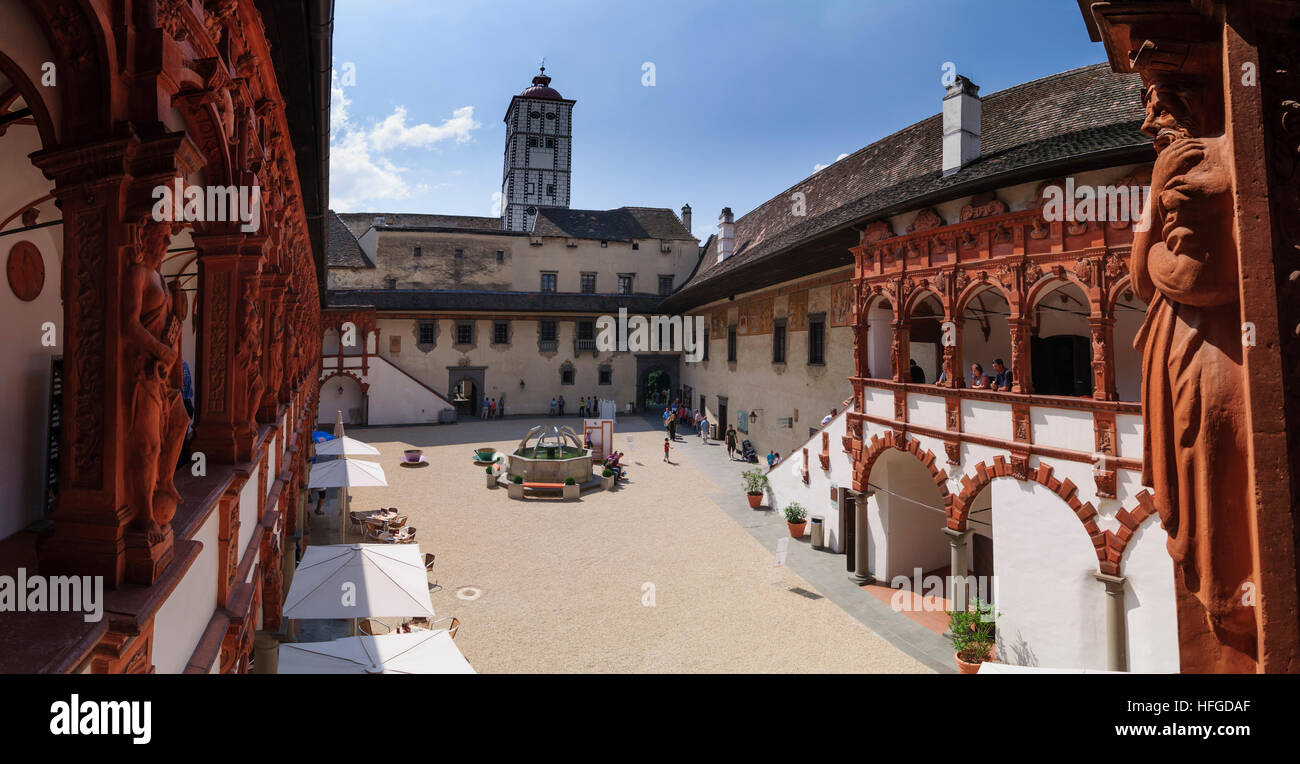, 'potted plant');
947,597,999,674
742,469,769,509
485,465,497,488
600,467,615,491
783,502,808,538
563,476,580,499
508,474,525,499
